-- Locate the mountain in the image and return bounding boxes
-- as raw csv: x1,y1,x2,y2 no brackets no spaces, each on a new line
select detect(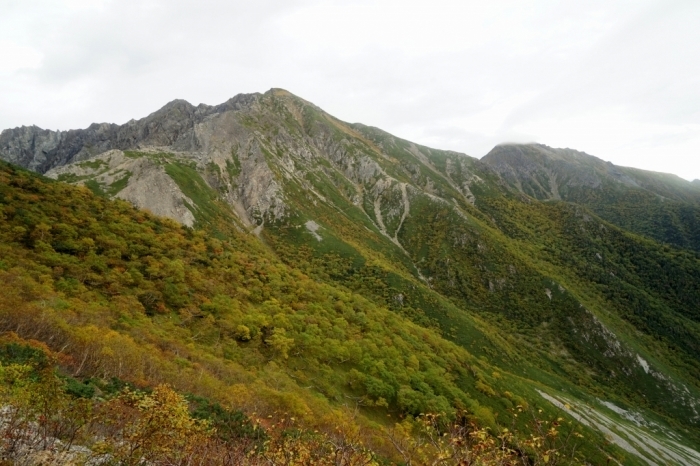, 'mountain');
482,143,700,251
0,94,259,174
2,89,700,464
